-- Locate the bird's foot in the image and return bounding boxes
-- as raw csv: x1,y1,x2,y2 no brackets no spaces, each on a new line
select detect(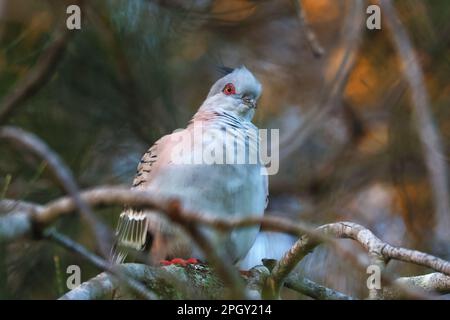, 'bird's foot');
160,258,199,267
